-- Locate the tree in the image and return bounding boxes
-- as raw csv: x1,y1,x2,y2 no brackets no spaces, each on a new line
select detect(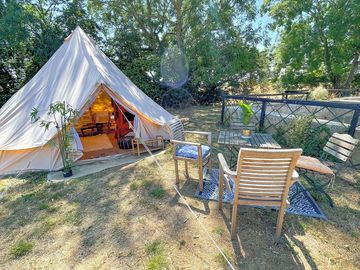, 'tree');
0,0,99,99
264,0,360,88
1,0,263,106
